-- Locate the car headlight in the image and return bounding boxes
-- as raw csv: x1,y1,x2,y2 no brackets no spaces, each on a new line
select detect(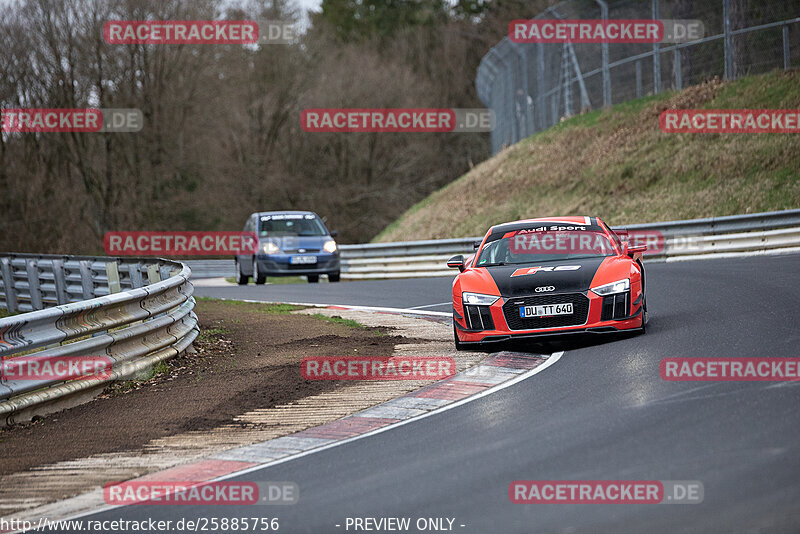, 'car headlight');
462,292,500,306
262,241,280,255
323,240,337,253
591,278,630,296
